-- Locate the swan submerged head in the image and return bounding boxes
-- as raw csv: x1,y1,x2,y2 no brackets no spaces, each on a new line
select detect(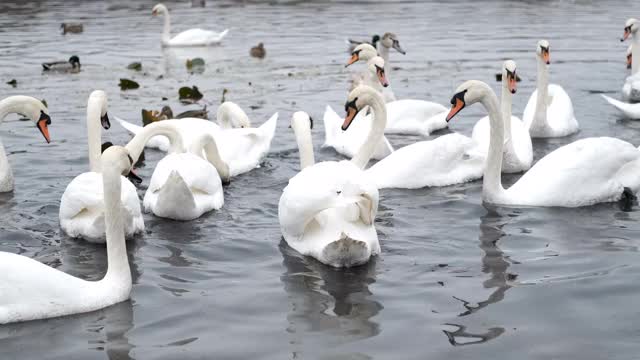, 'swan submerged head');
536,40,550,65
152,3,168,16
346,43,377,66
446,80,492,122
623,18,639,41
503,60,518,94
380,32,406,55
